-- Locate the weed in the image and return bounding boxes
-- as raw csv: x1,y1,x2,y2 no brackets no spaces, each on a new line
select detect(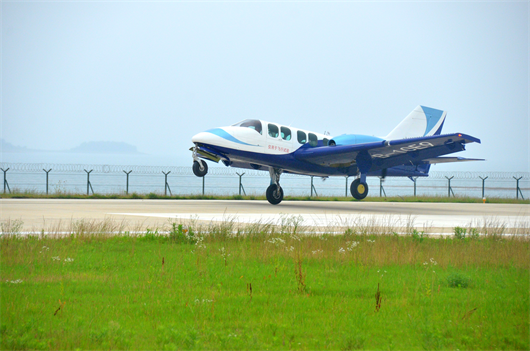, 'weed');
169,223,196,244
411,229,425,242
295,253,306,293
0,219,23,235
447,272,471,288
375,283,382,312
454,226,467,239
